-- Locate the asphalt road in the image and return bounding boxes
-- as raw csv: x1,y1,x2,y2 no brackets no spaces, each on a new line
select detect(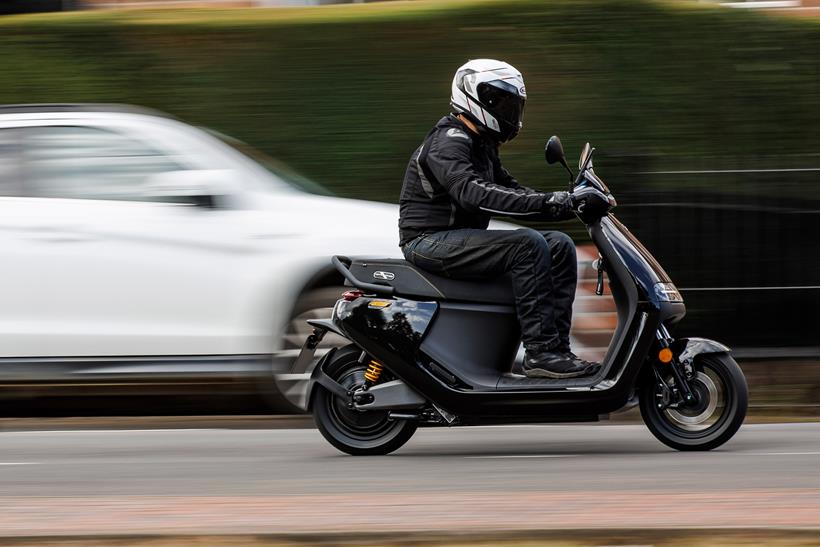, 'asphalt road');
1,422,819,535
